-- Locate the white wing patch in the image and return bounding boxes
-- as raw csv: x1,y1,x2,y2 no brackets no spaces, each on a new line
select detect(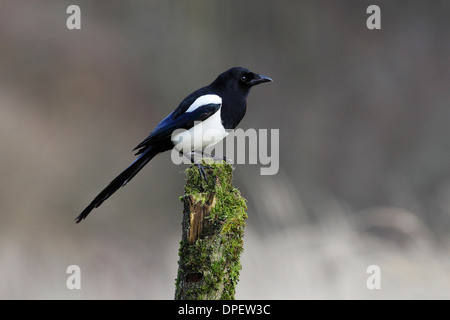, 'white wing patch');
185,94,222,113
